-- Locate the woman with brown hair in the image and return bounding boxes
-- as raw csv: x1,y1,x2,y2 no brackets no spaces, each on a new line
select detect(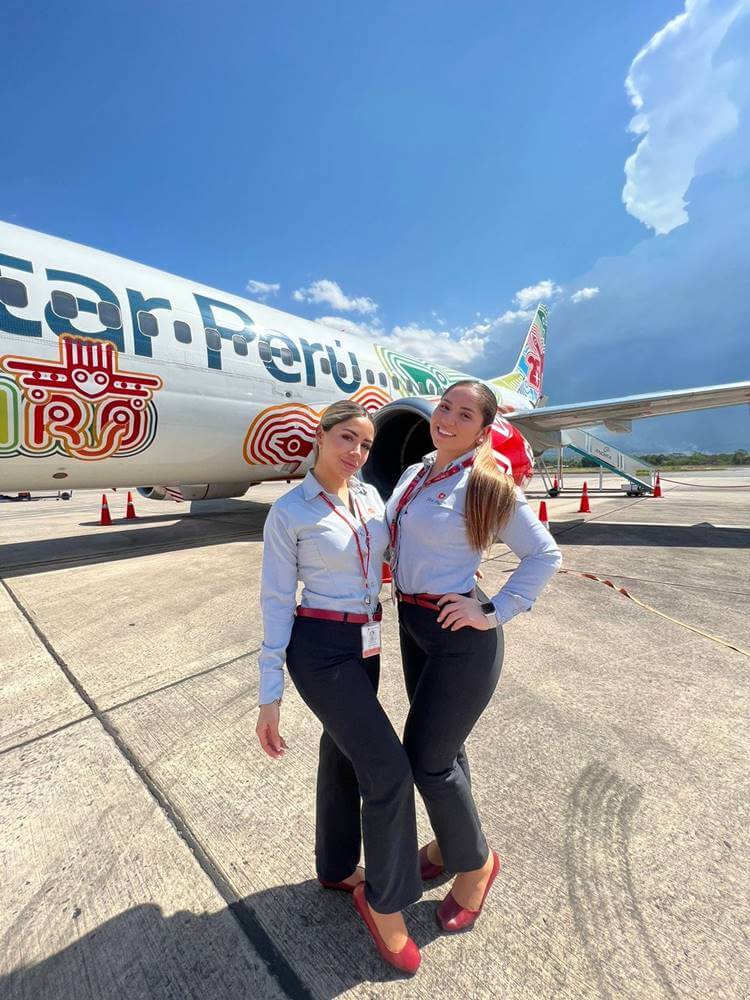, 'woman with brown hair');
256,400,422,974
386,380,561,932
